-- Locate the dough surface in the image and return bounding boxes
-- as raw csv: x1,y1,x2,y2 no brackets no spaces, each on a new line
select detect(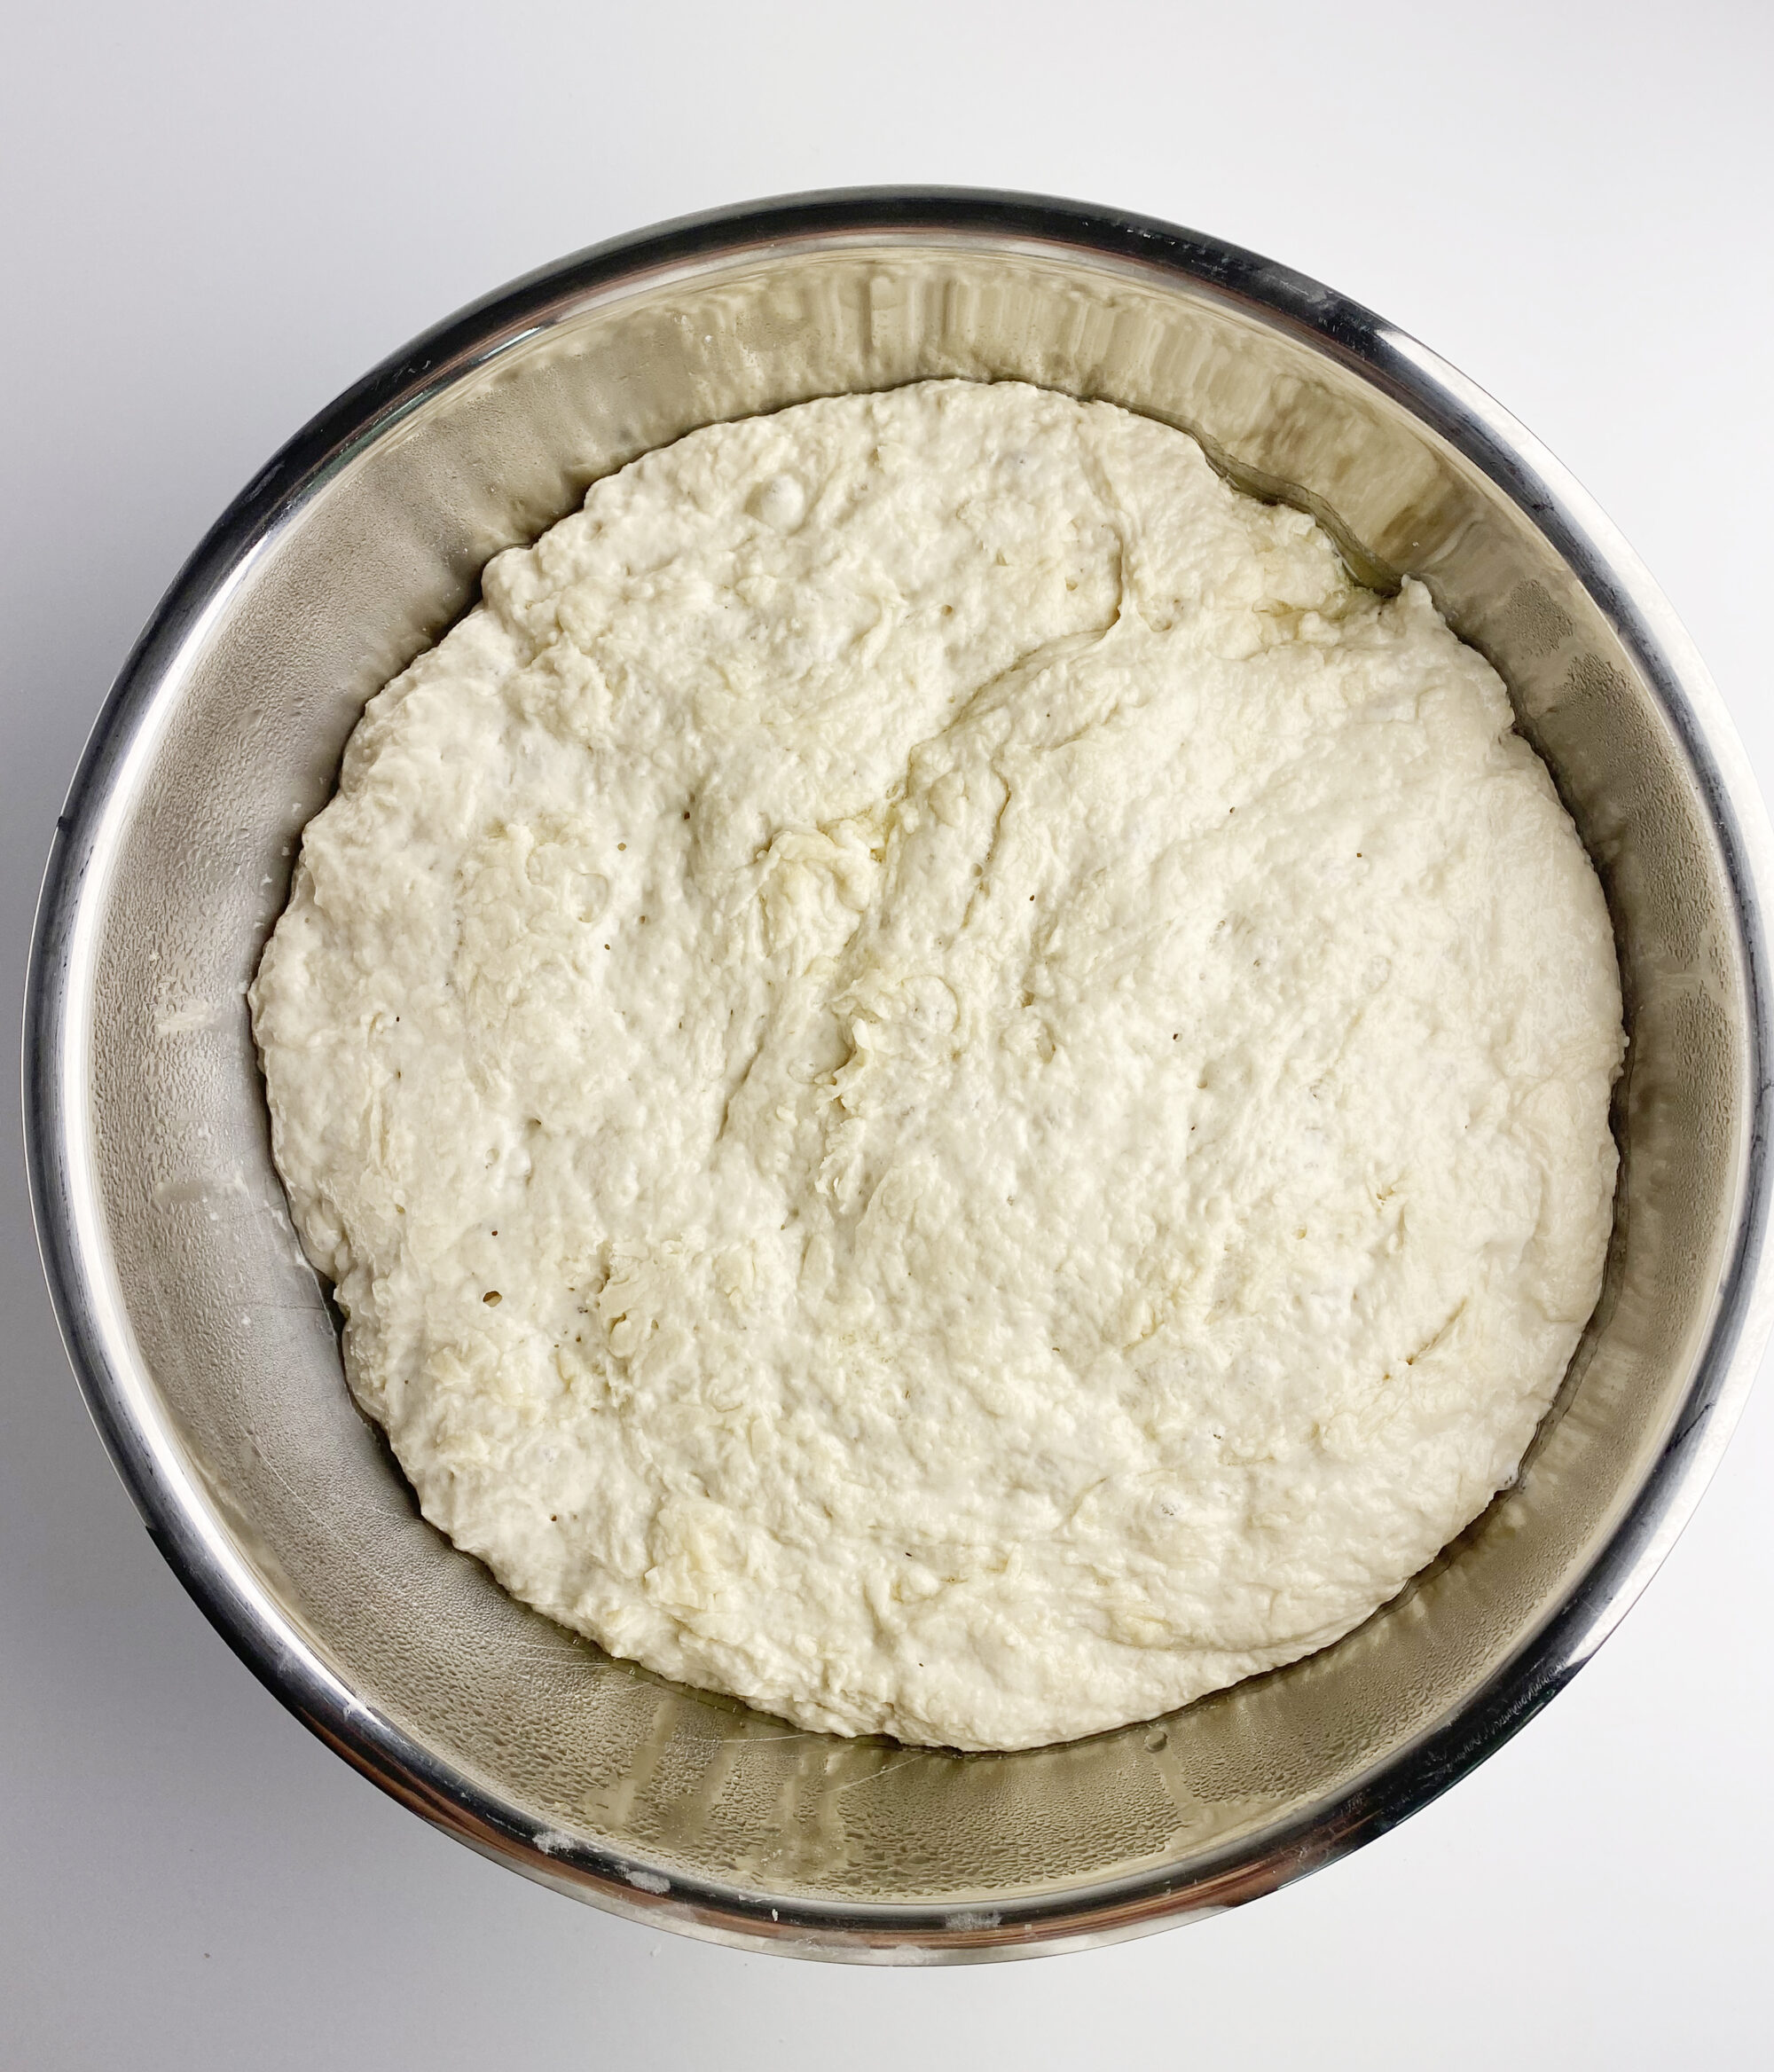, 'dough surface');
251,381,1623,1751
